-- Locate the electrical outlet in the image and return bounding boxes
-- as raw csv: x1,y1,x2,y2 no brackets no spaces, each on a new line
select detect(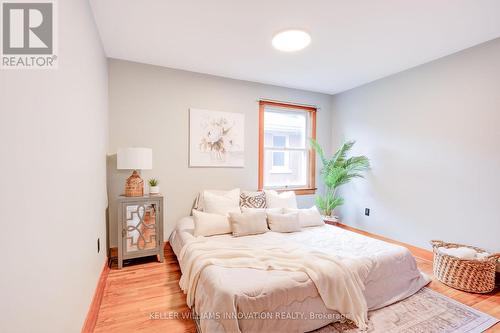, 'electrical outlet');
364,208,370,216
97,238,100,253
